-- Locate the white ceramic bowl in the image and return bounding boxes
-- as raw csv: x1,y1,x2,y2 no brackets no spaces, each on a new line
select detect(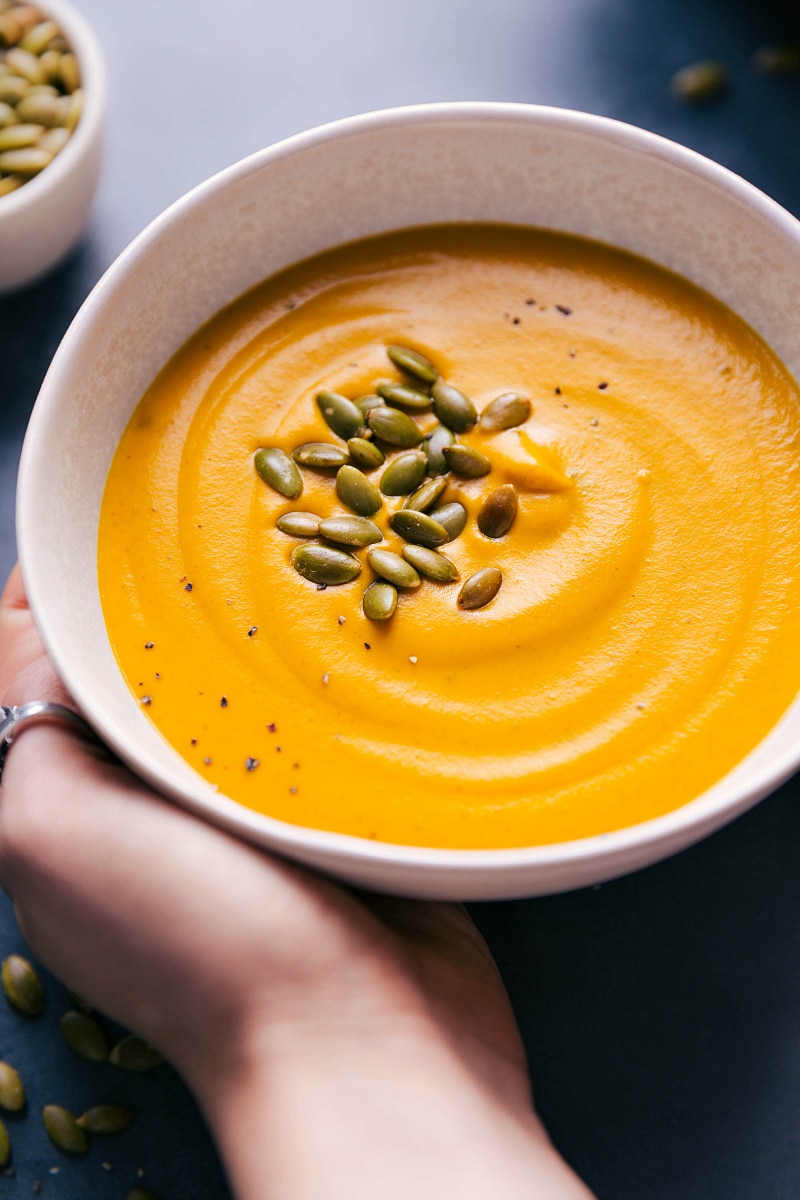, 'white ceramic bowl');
17,103,800,899
0,0,105,294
